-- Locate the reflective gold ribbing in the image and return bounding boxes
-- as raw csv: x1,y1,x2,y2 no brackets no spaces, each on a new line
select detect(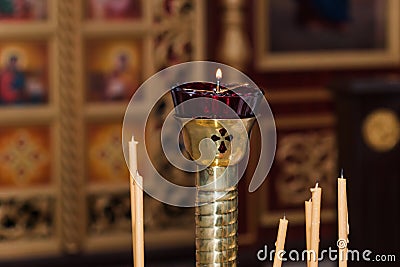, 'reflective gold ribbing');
195,166,238,266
